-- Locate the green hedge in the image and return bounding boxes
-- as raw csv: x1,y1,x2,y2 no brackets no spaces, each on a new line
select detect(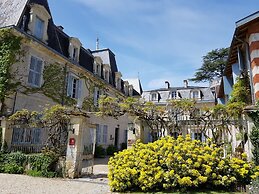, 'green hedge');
0,152,58,177
94,145,106,158
108,135,259,192
106,144,118,156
